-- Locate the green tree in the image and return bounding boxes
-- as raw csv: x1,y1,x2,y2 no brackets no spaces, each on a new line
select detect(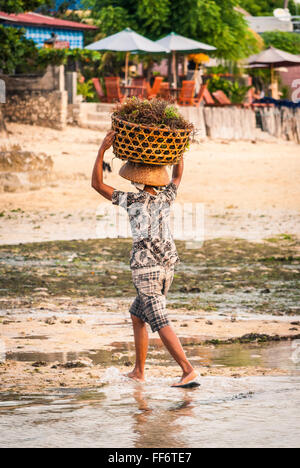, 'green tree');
262,31,300,54
136,0,170,38
83,0,170,38
238,0,297,16
0,0,51,13
84,0,260,60
0,0,46,75
0,27,38,74
168,0,260,60
90,5,133,36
